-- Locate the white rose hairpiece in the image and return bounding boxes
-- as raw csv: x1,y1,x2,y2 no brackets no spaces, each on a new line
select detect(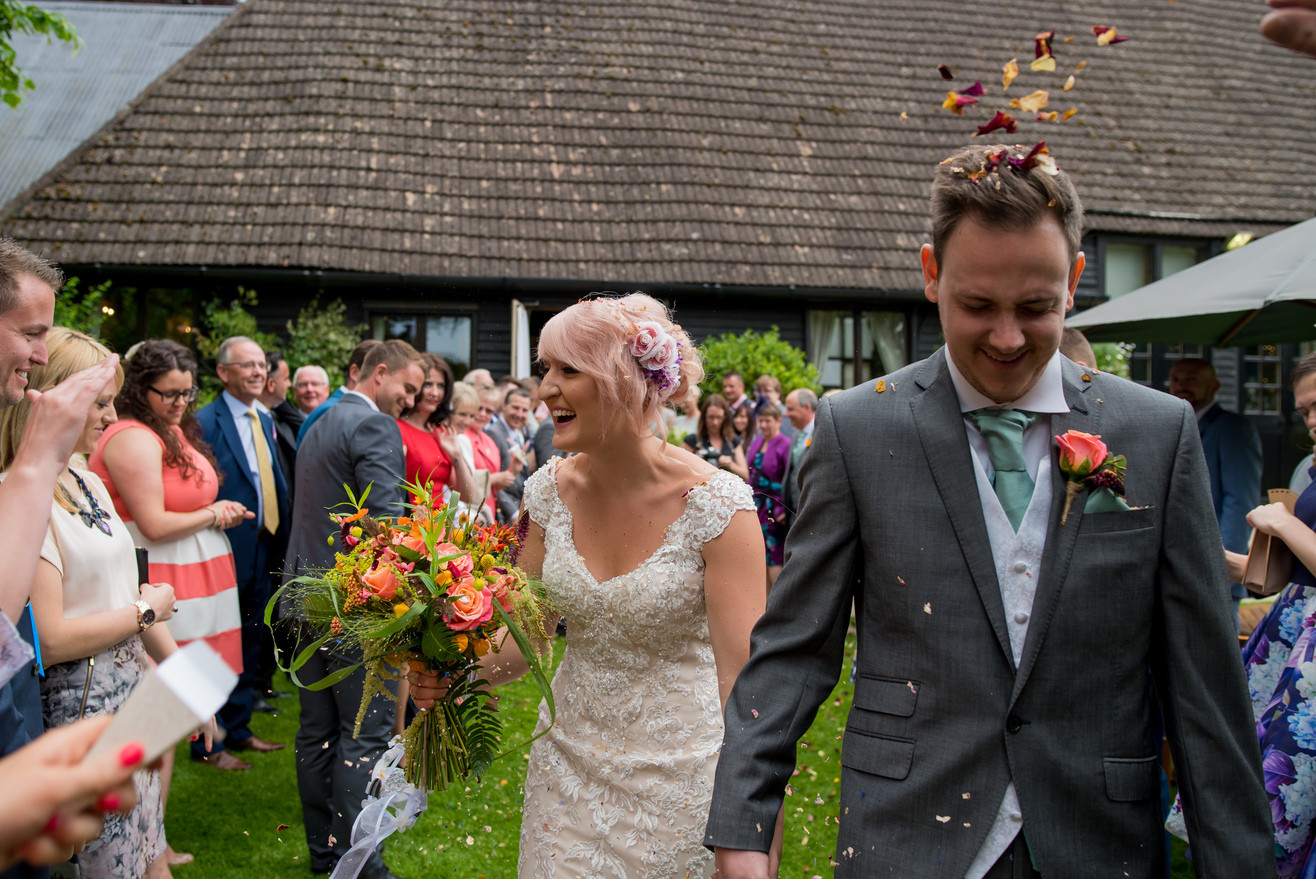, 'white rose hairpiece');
628,320,682,402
